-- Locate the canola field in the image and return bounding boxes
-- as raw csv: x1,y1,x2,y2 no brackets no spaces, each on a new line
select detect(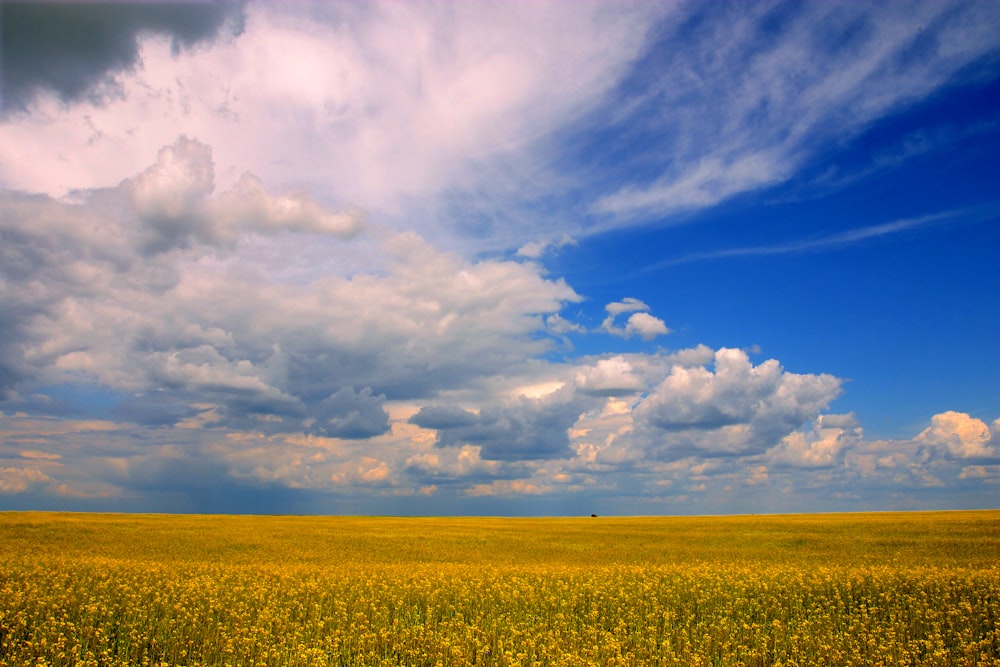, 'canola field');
1,511,998,666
